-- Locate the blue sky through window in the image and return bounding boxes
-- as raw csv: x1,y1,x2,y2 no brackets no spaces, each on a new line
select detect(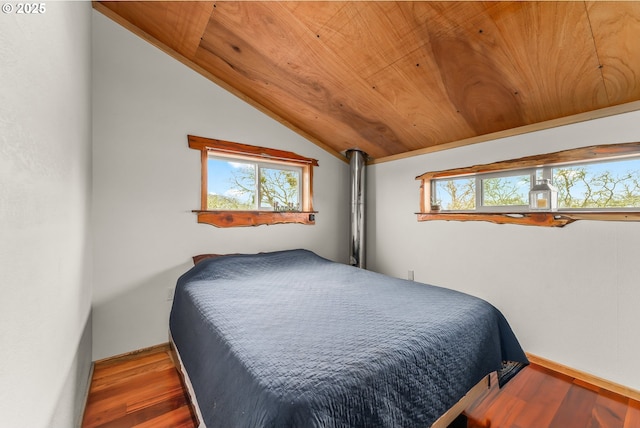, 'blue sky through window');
207,158,254,204
433,157,640,210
